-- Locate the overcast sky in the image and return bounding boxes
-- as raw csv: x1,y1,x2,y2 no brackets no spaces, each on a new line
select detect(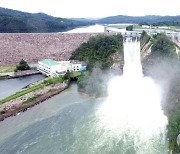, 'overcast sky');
0,0,180,18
